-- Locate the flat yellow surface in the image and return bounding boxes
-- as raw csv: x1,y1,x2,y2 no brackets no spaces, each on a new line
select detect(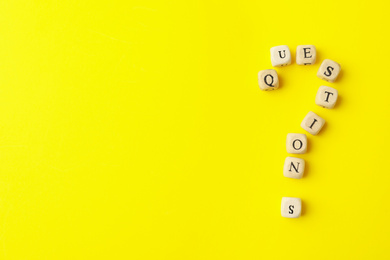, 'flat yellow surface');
0,1,389,259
